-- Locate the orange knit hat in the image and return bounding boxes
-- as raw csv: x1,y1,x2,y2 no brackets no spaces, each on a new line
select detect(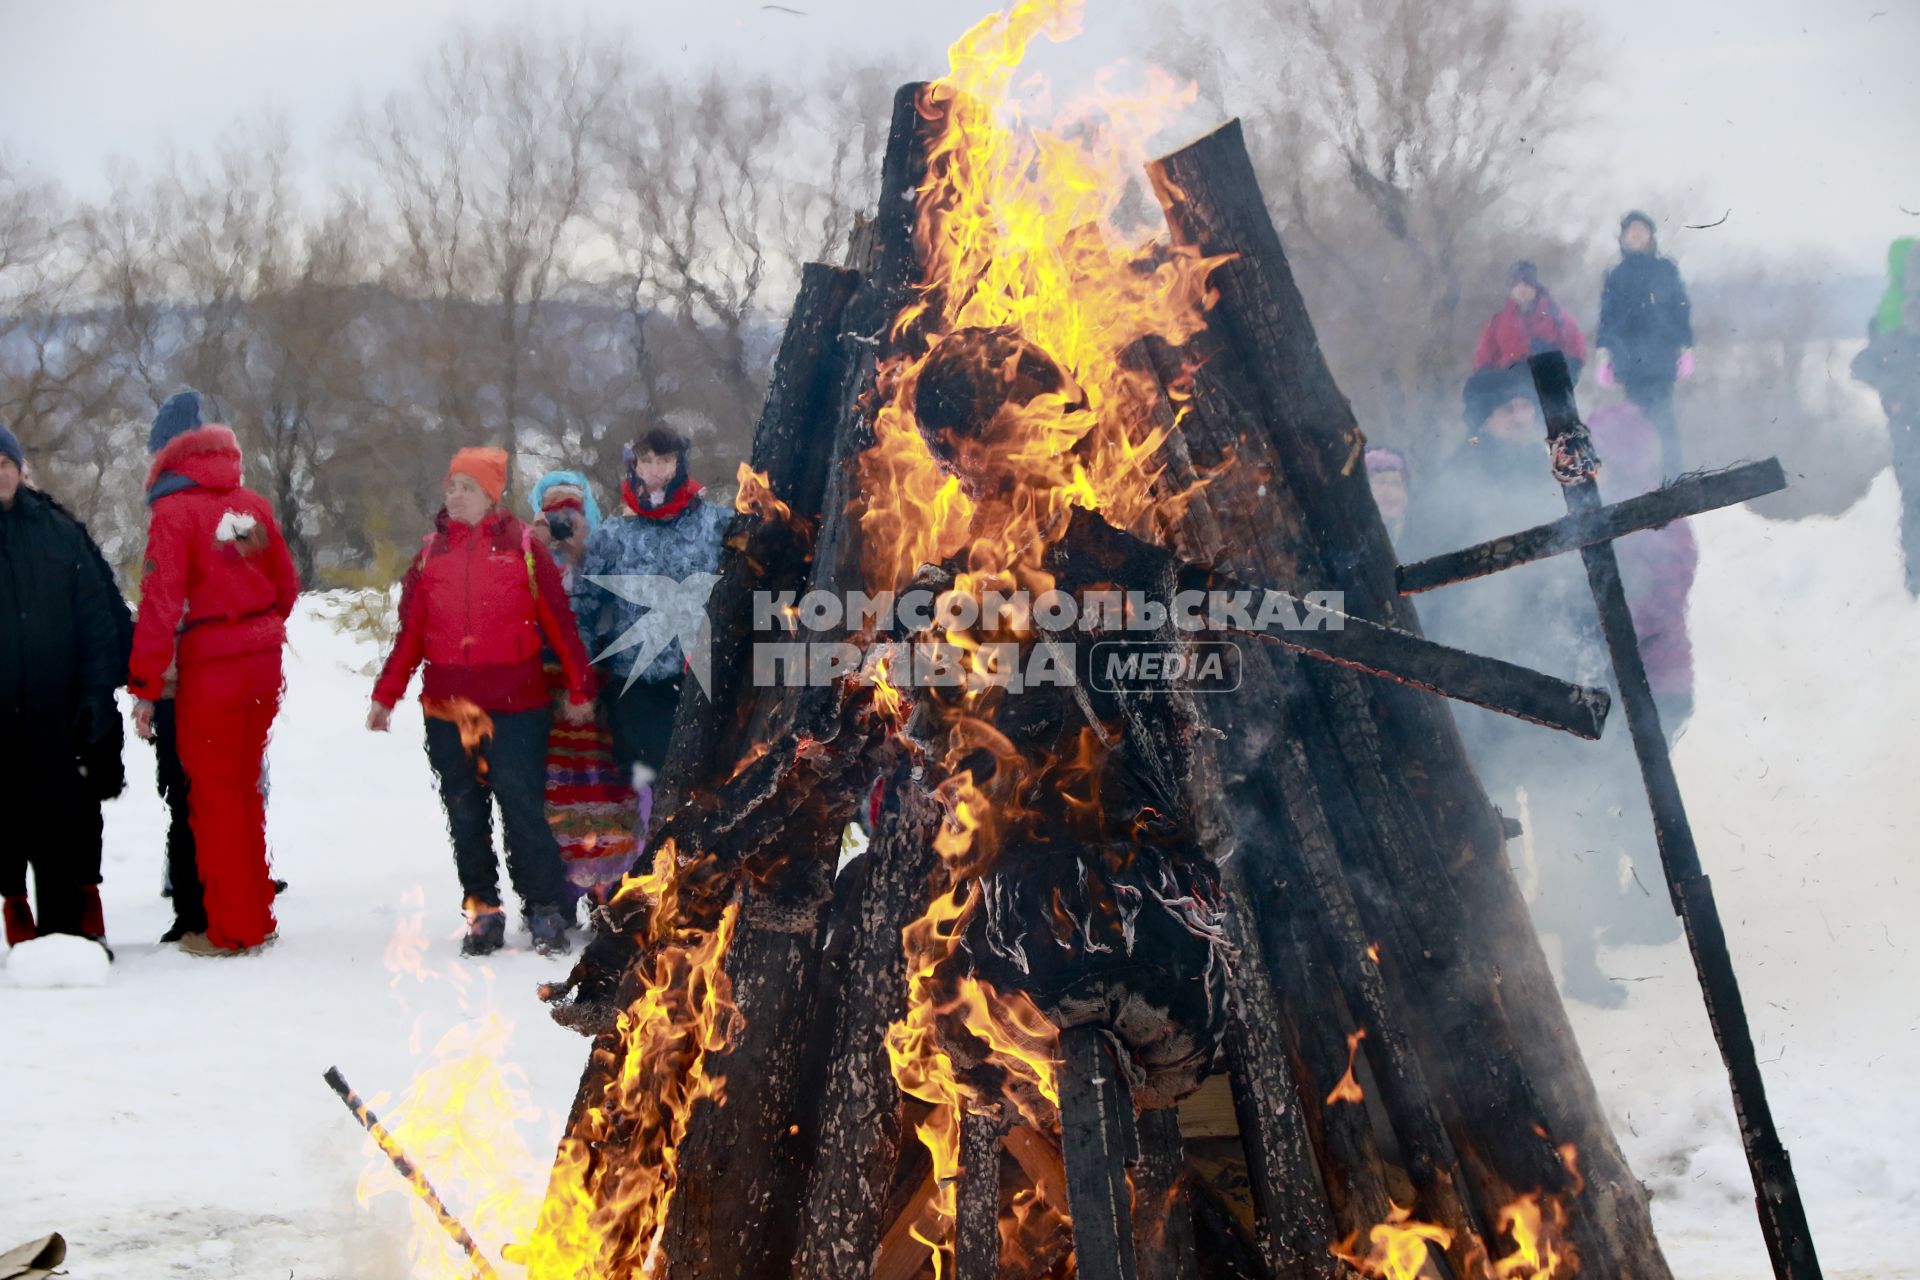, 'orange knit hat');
447,447,509,503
